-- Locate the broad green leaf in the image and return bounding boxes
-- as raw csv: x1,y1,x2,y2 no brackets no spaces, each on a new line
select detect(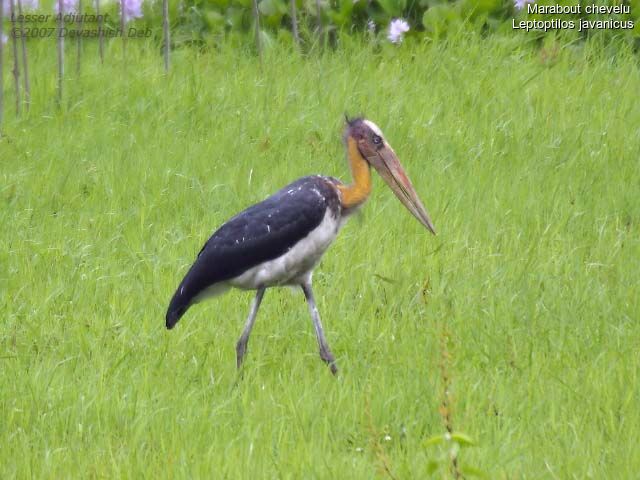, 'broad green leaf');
231,0,252,10
422,4,462,36
205,10,226,29
423,434,445,447
205,0,231,9
419,0,445,8
330,0,355,26
259,0,288,17
376,0,407,17
460,0,501,17
451,432,476,447
225,7,249,29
